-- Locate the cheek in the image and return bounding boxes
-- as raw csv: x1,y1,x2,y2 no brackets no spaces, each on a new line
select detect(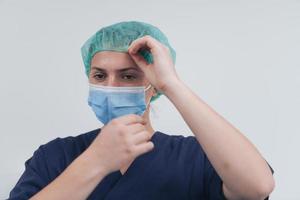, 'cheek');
88,77,97,84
